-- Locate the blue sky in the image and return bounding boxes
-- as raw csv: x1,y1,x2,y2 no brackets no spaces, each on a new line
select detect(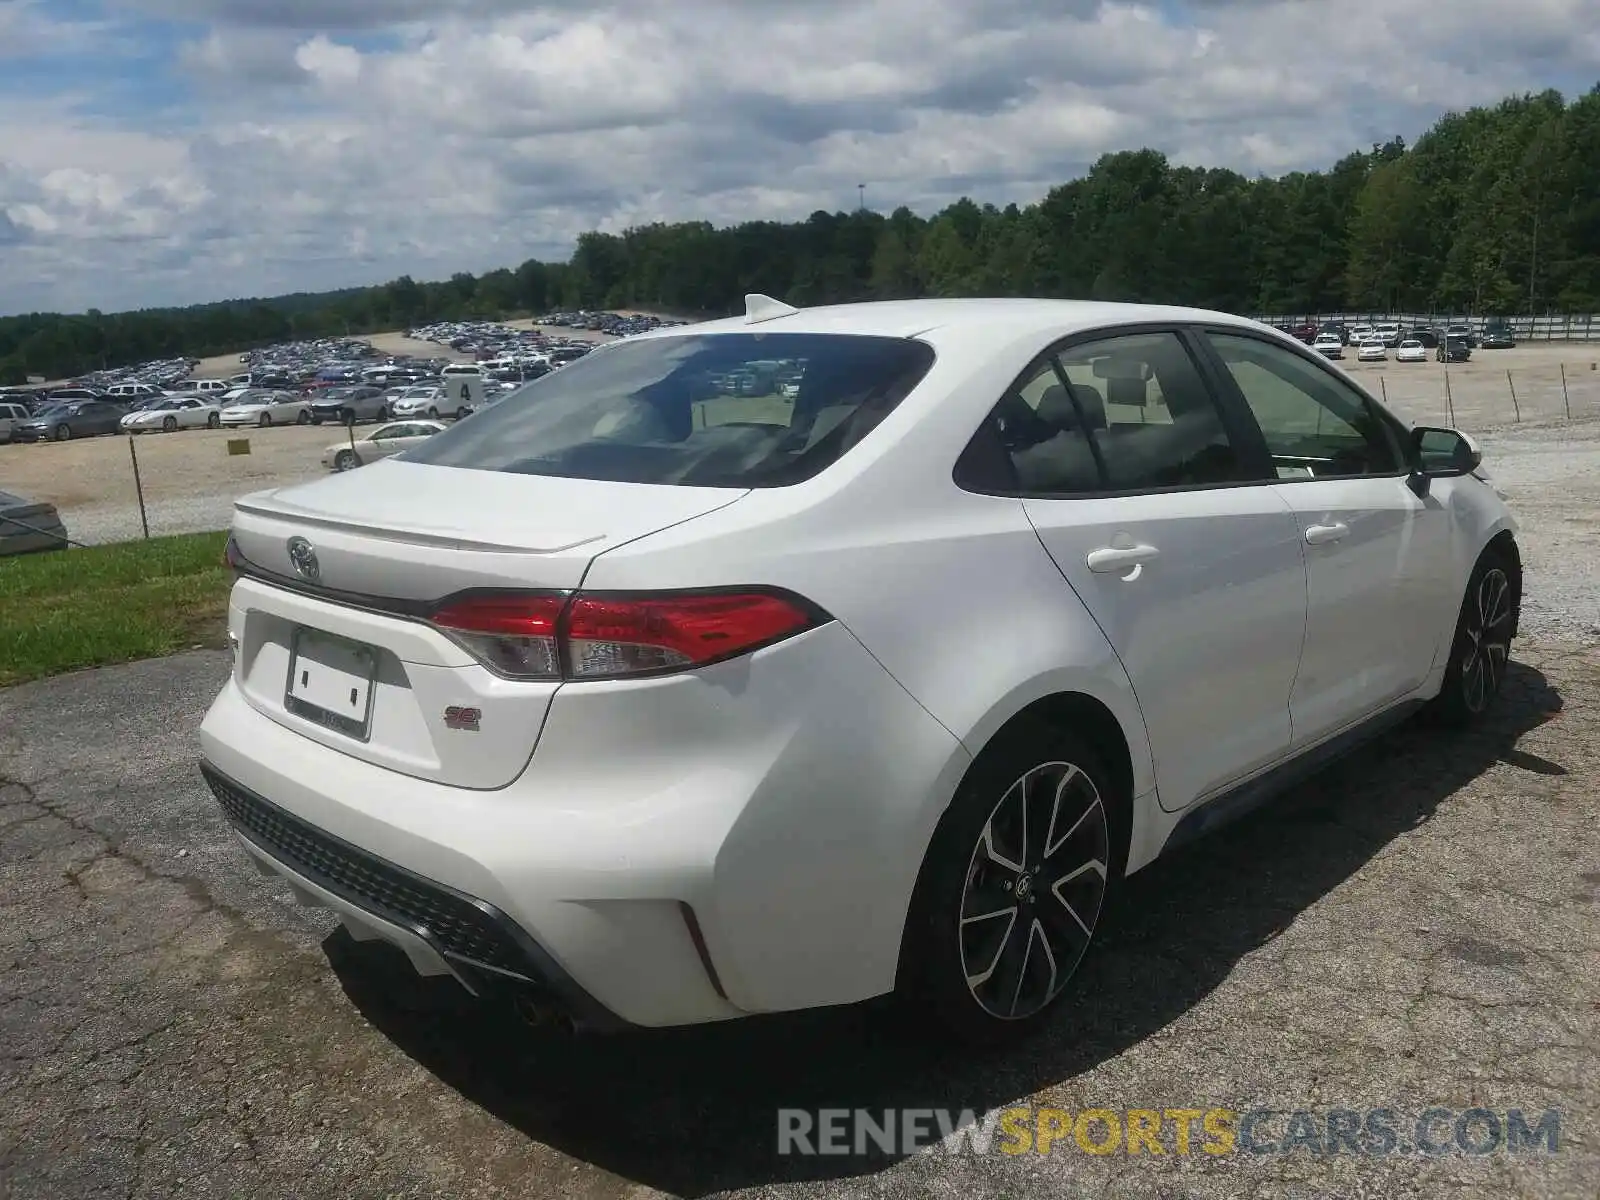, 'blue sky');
2,0,1597,315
